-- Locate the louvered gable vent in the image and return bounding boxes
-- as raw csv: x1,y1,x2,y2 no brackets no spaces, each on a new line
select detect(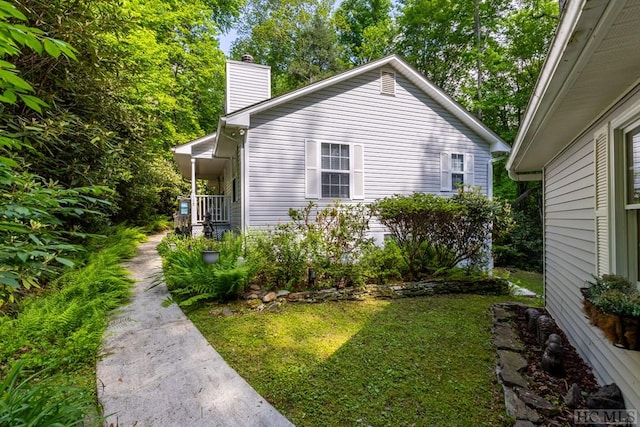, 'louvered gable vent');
380,70,396,95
